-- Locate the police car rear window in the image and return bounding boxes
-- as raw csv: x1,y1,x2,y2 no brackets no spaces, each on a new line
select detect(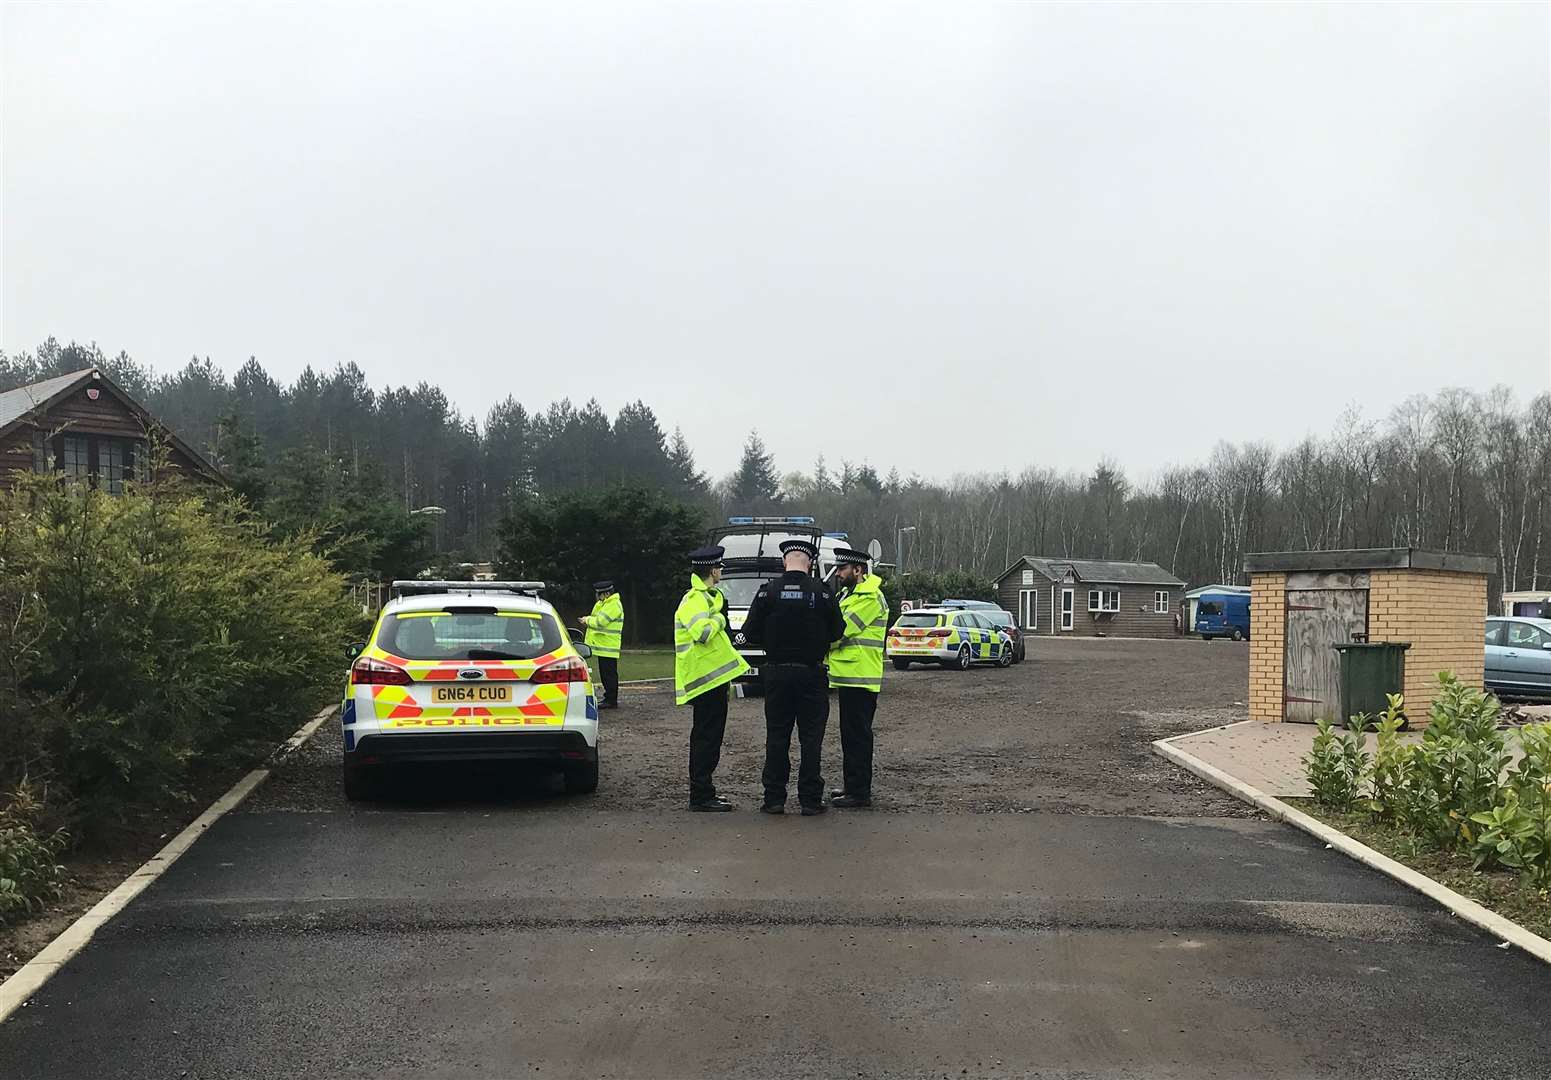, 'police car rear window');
895,613,943,628
377,611,563,661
